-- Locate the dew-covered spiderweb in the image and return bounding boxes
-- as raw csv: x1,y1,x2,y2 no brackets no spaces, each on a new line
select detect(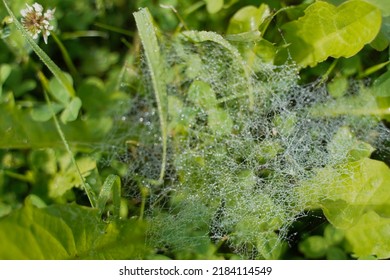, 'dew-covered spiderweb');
98,30,389,259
